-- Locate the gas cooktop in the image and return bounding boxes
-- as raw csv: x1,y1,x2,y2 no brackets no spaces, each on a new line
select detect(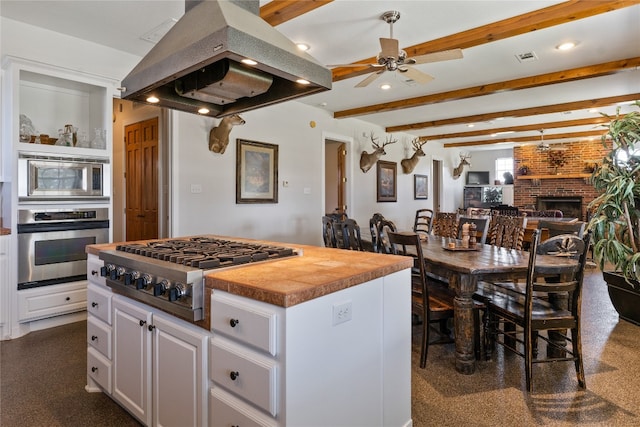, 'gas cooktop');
99,236,299,323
